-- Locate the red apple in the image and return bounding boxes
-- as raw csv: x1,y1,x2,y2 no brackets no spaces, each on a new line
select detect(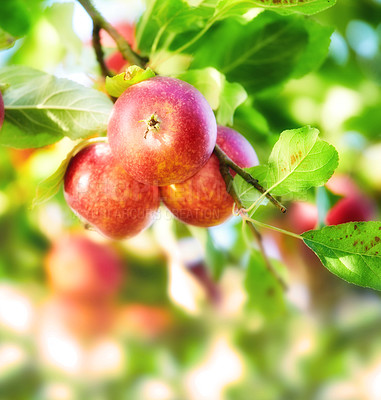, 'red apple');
45,234,123,299
64,142,160,239
116,303,172,339
325,174,376,225
106,51,129,74
100,23,136,50
160,126,259,227
287,201,318,234
108,76,217,186
0,91,4,130
40,296,115,339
